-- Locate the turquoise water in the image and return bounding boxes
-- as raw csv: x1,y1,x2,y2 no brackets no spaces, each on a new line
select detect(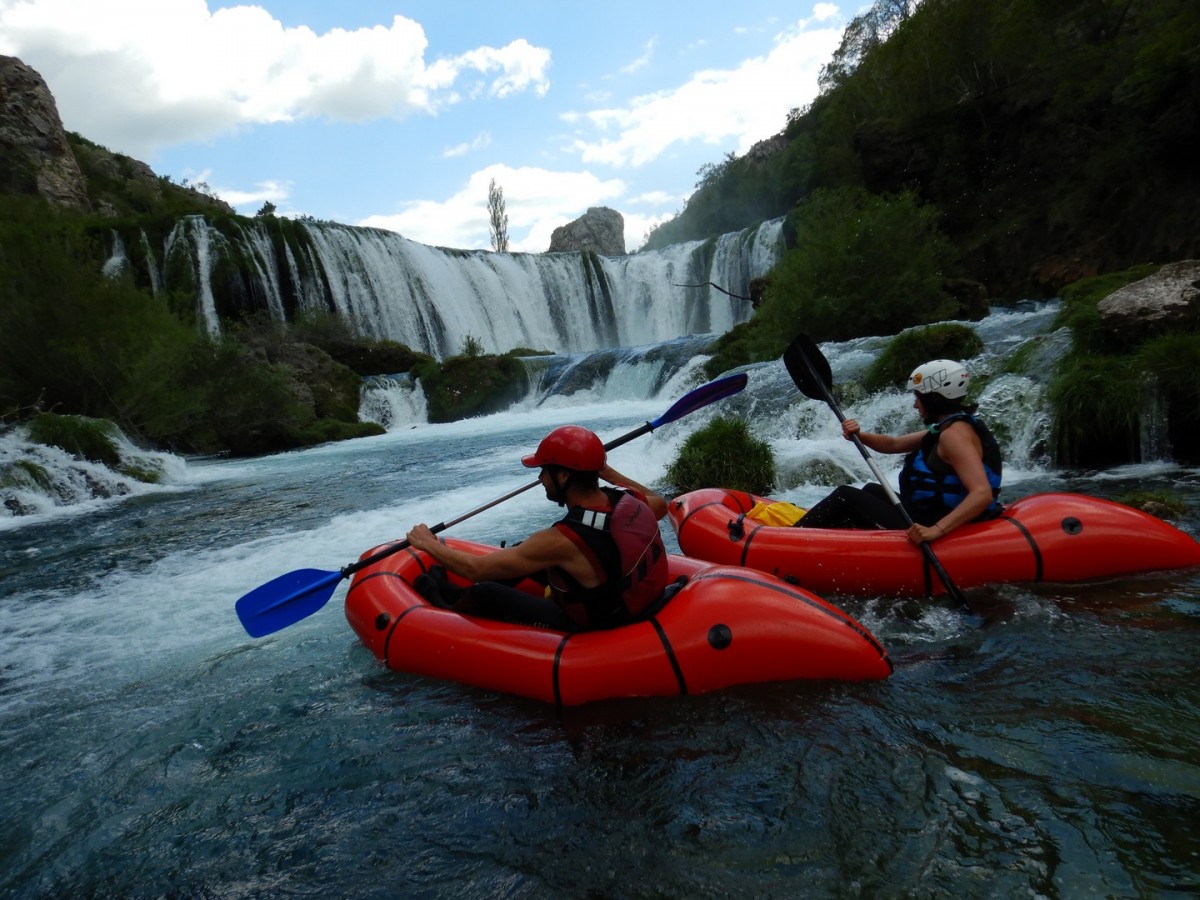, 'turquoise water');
2,341,1199,896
